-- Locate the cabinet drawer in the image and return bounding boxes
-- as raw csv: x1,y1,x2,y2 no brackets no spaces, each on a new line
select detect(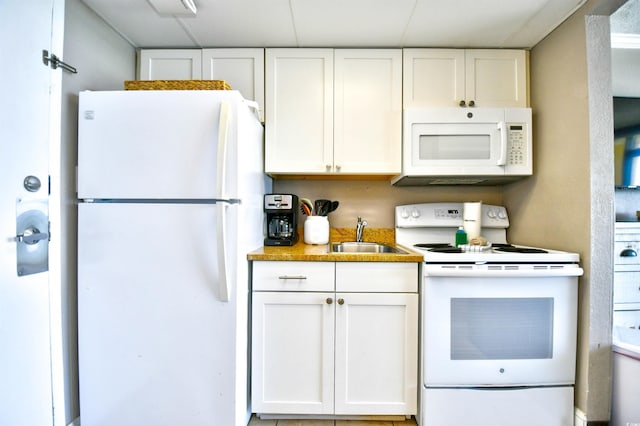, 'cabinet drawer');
615,241,640,265
253,261,335,292
336,262,418,293
615,271,640,304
